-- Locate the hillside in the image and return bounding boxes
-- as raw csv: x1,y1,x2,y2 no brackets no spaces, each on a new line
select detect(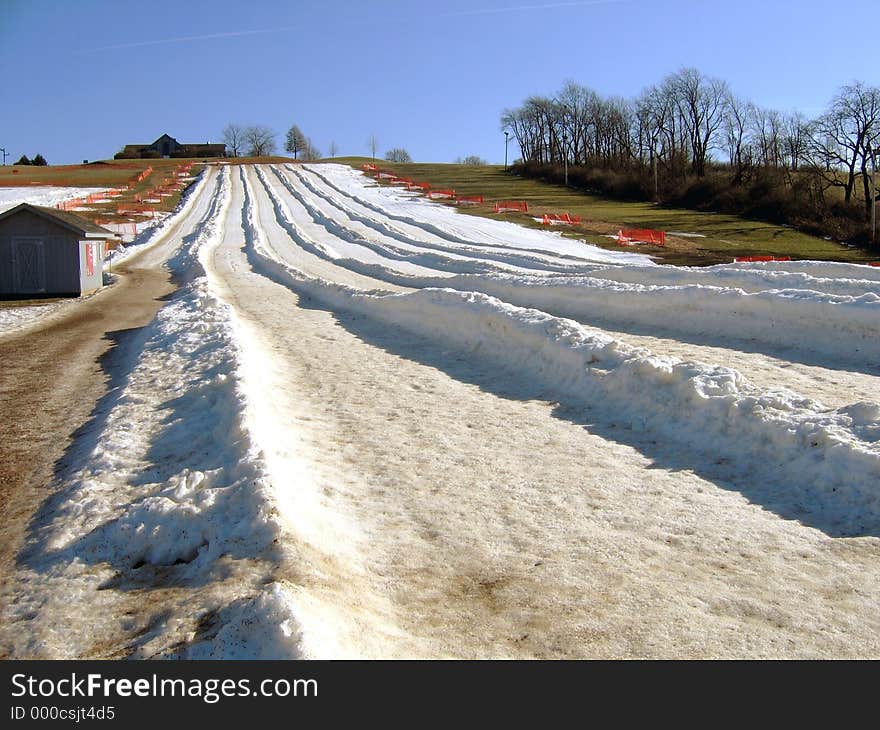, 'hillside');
331,157,877,266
